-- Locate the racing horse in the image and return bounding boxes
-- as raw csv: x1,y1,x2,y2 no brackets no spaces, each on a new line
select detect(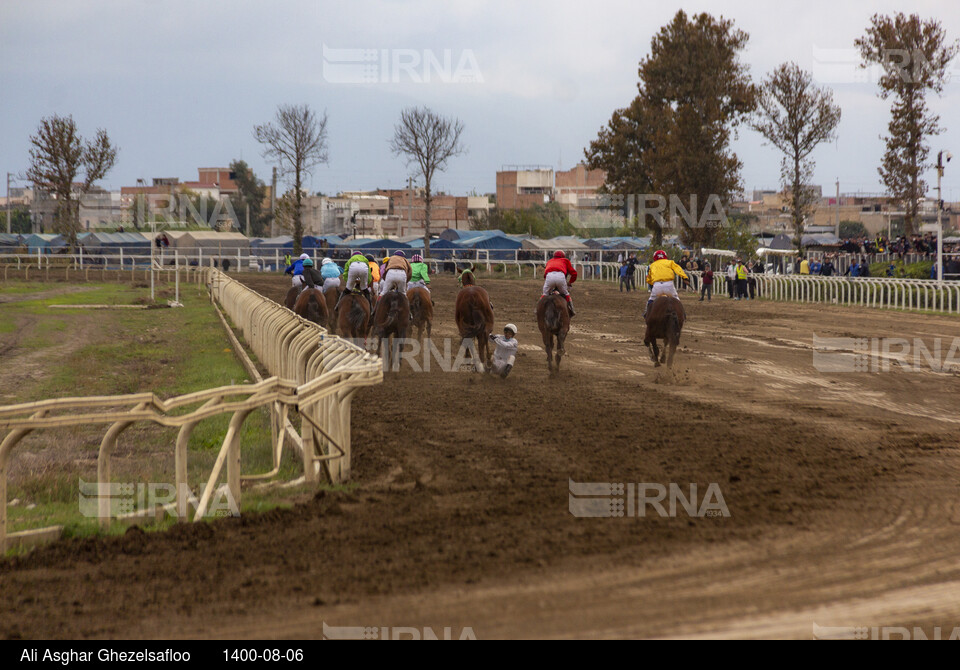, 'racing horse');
371,289,410,371
322,287,339,332
454,271,494,372
643,296,685,368
406,286,433,344
537,291,570,373
293,287,329,327
336,290,371,345
284,284,300,310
